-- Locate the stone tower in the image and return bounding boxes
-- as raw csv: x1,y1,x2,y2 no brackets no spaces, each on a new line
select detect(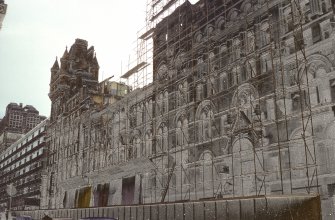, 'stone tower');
48,39,100,122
